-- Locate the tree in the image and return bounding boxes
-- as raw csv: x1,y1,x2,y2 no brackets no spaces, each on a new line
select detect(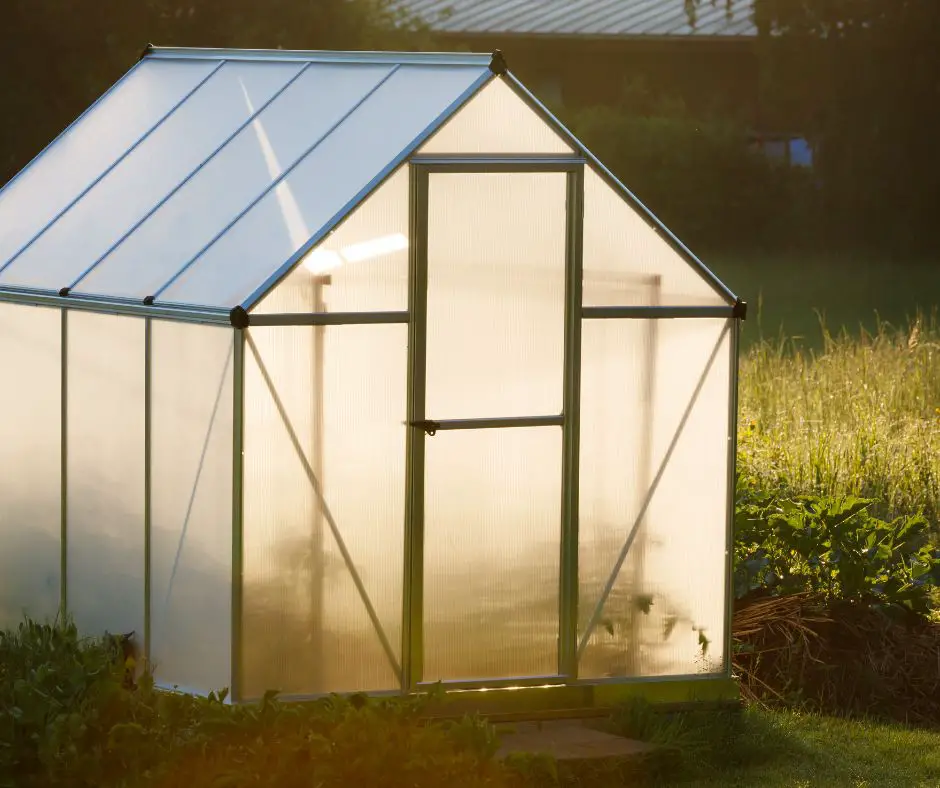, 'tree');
686,0,940,253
